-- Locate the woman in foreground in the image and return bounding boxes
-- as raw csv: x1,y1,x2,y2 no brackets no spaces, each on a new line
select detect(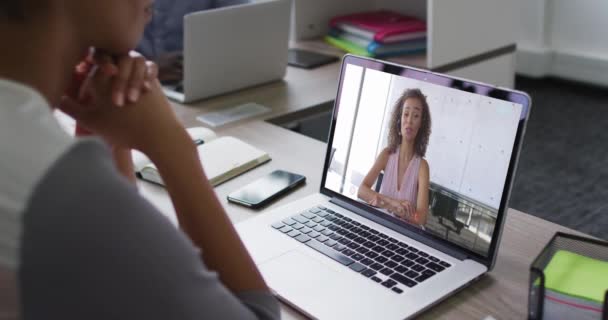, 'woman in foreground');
0,1,278,319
